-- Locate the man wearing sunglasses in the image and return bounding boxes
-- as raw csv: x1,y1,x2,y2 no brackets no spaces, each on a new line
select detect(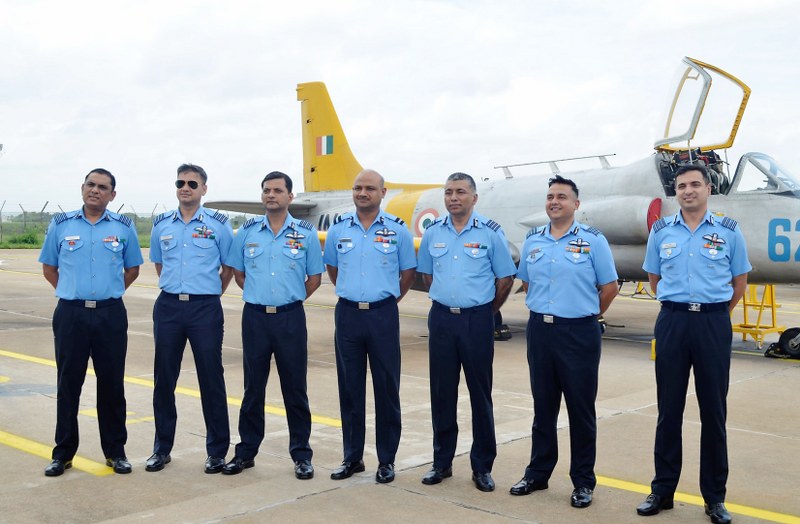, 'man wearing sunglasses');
146,164,234,474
